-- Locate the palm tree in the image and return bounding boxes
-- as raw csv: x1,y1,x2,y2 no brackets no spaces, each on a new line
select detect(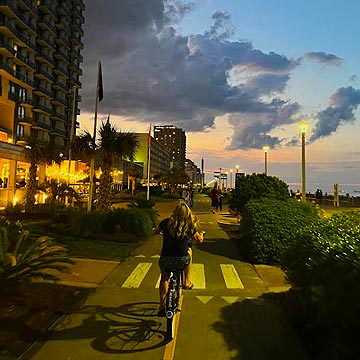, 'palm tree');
158,168,190,193
22,137,62,213
72,120,138,212
96,121,138,211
